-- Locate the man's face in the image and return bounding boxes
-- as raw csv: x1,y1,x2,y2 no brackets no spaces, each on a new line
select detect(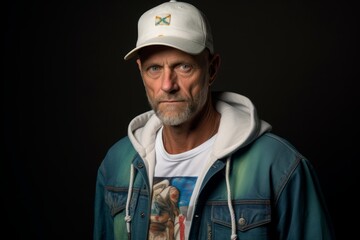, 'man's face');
137,46,211,126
